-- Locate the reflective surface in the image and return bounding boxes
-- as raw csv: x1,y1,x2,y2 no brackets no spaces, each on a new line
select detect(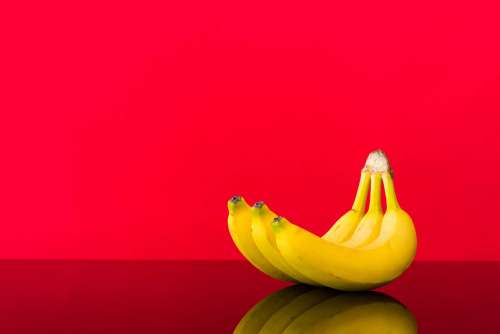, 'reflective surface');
1,261,499,333
235,287,417,333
